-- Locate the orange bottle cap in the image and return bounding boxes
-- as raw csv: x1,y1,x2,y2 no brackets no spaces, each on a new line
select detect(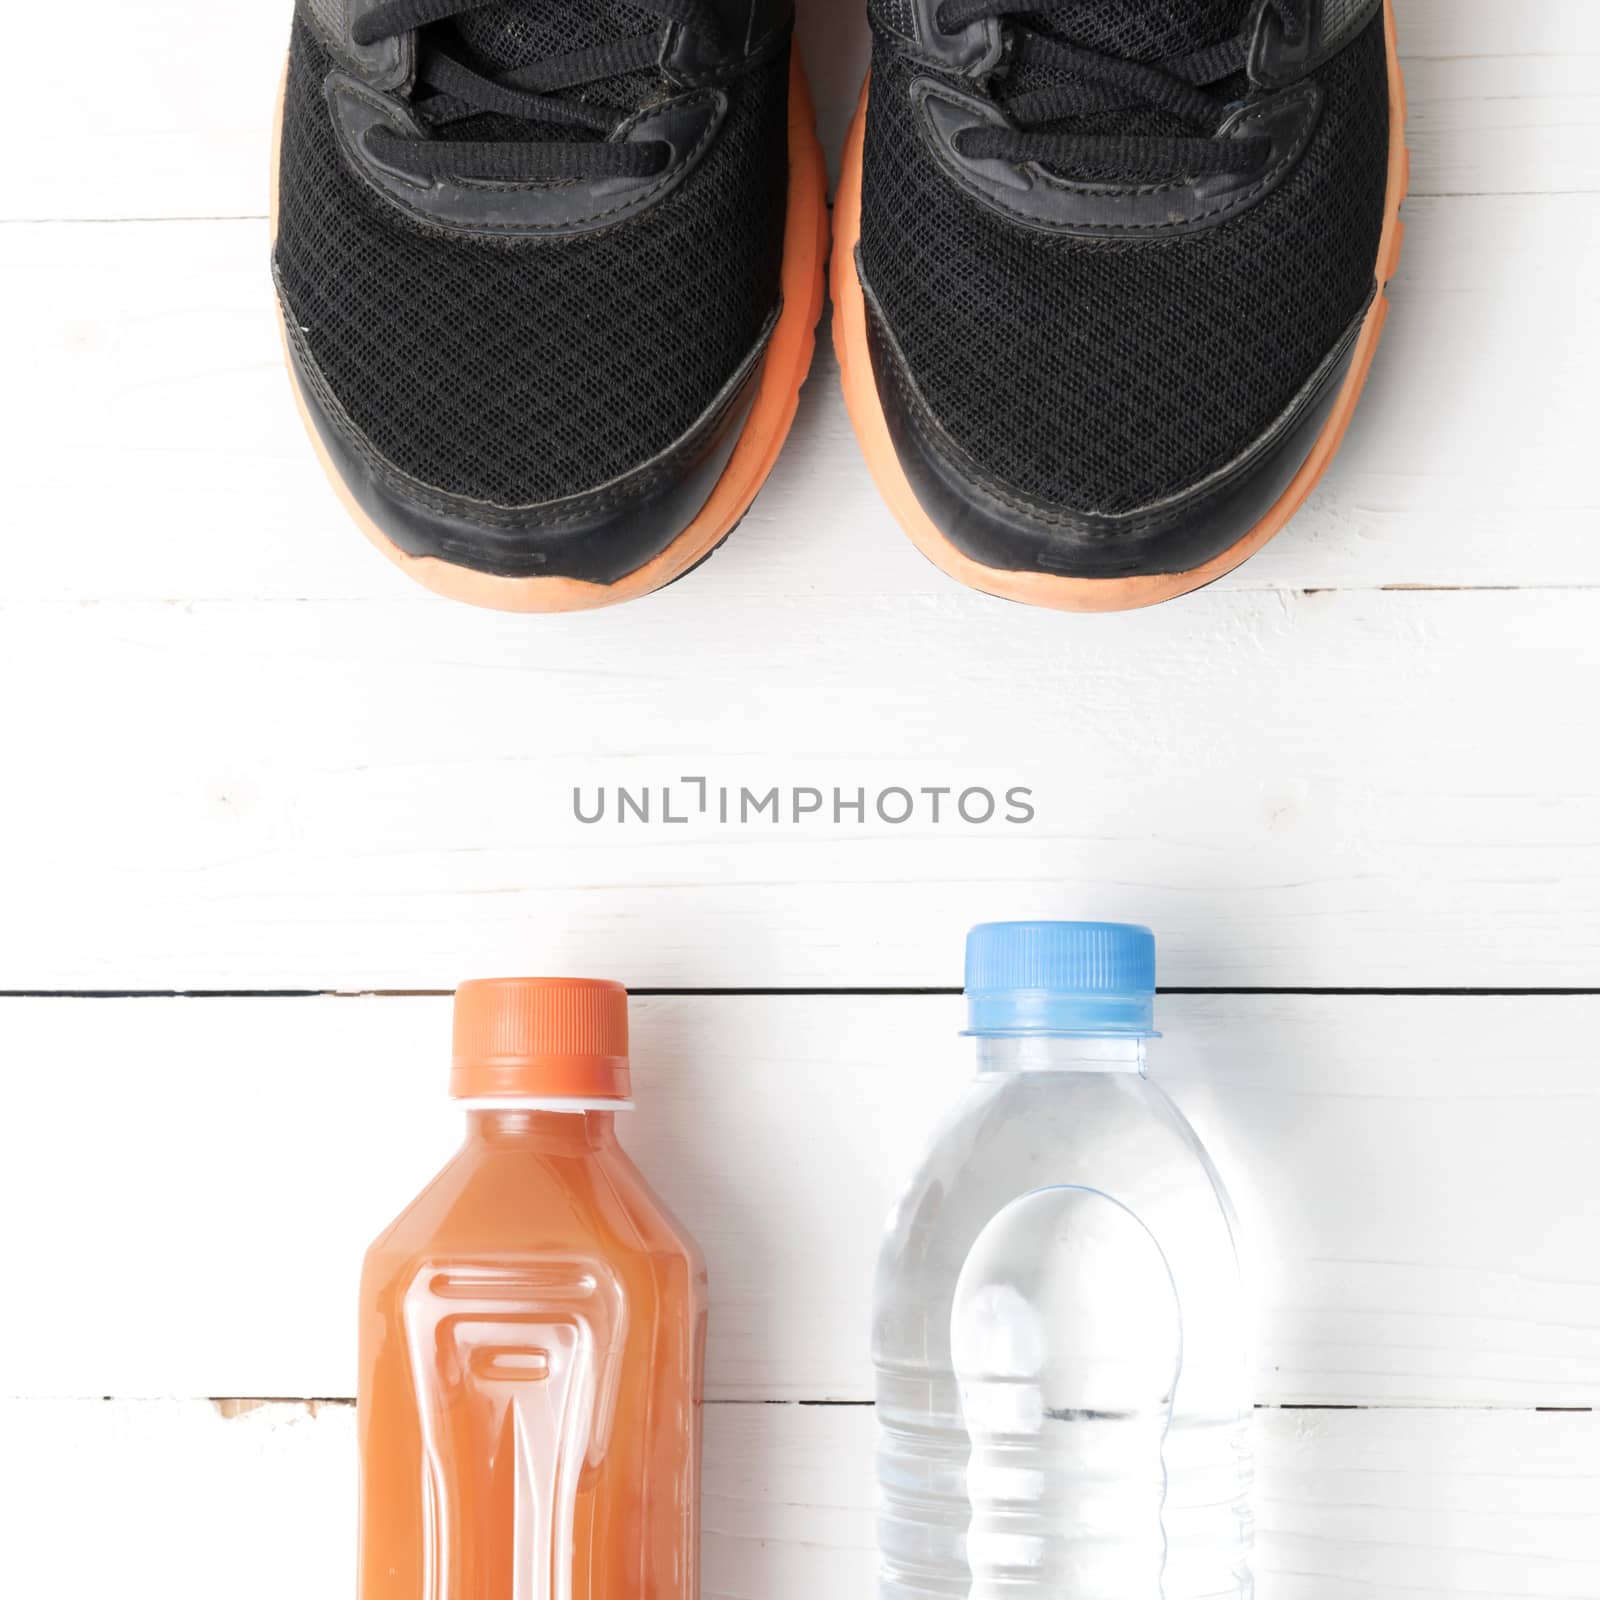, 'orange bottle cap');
450,977,631,1103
